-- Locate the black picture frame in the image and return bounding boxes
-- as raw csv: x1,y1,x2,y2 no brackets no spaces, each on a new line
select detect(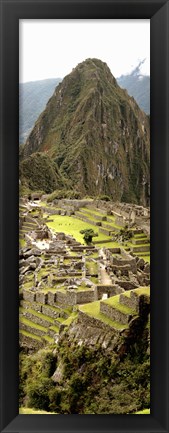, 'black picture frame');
0,0,169,432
